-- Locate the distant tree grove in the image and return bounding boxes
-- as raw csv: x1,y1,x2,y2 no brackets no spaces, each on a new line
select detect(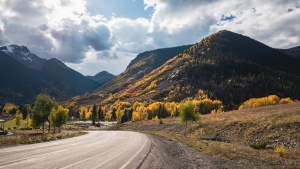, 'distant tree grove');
62,95,226,124
3,93,296,131
239,95,294,110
